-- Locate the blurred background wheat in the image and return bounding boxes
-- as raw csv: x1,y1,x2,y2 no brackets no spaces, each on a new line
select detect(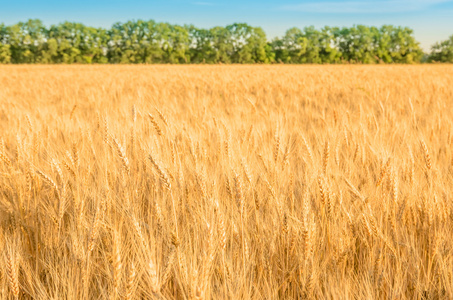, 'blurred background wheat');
0,65,452,299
